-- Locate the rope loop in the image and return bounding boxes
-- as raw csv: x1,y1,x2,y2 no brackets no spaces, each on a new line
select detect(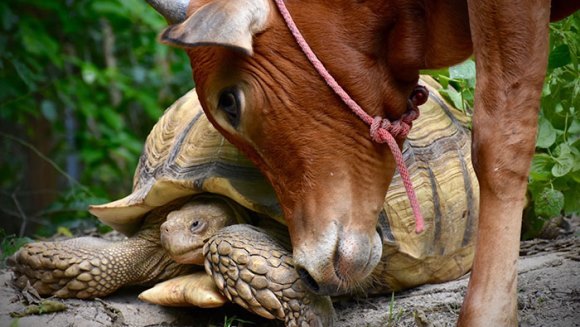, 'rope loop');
402,102,420,125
